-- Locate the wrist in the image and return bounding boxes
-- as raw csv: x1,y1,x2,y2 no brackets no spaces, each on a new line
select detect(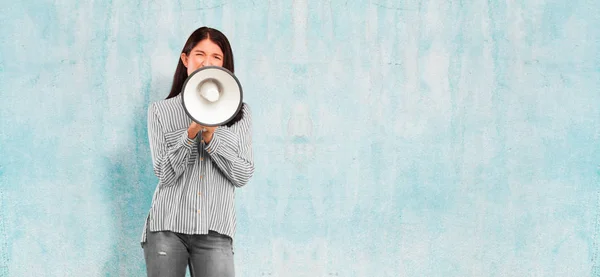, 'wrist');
188,128,199,139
